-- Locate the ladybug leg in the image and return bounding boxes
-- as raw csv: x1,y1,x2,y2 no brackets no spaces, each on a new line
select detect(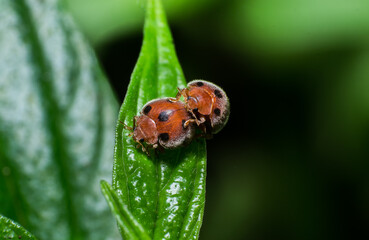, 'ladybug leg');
183,119,197,128
119,116,138,131
187,109,205,126
187,108,196,118
142,146,150,156
120,118,136,137
198,116,206,125
136,141,150,156
175,87,186,100
119,120,129,128
120,120,133,133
